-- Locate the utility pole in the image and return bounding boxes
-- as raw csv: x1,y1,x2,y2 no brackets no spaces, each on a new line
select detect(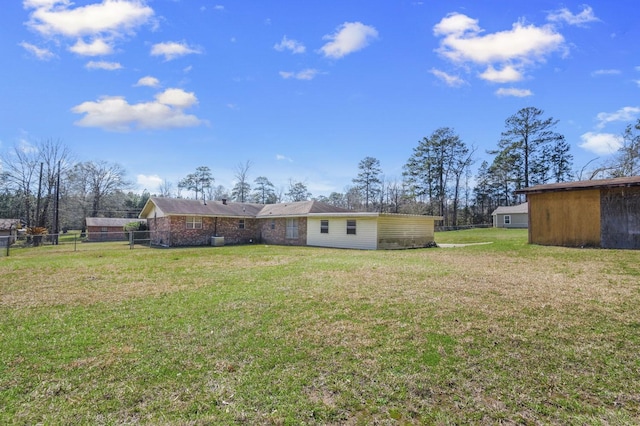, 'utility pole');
35,162,43,227
54,160,61,244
